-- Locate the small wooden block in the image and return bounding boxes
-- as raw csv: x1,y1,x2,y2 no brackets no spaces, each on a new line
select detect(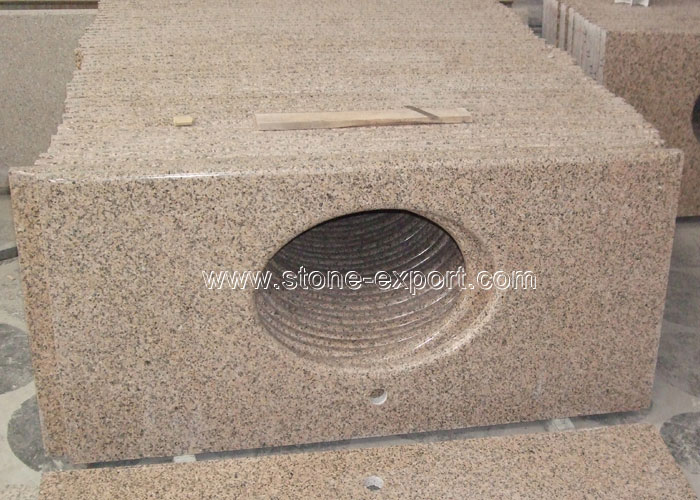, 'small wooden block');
255,107,472,131
173,115,194,127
